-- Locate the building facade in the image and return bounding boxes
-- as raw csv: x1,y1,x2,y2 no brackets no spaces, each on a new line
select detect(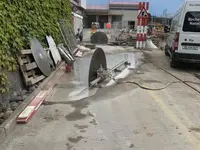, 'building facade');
85,2,139,29
70,0,86,33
